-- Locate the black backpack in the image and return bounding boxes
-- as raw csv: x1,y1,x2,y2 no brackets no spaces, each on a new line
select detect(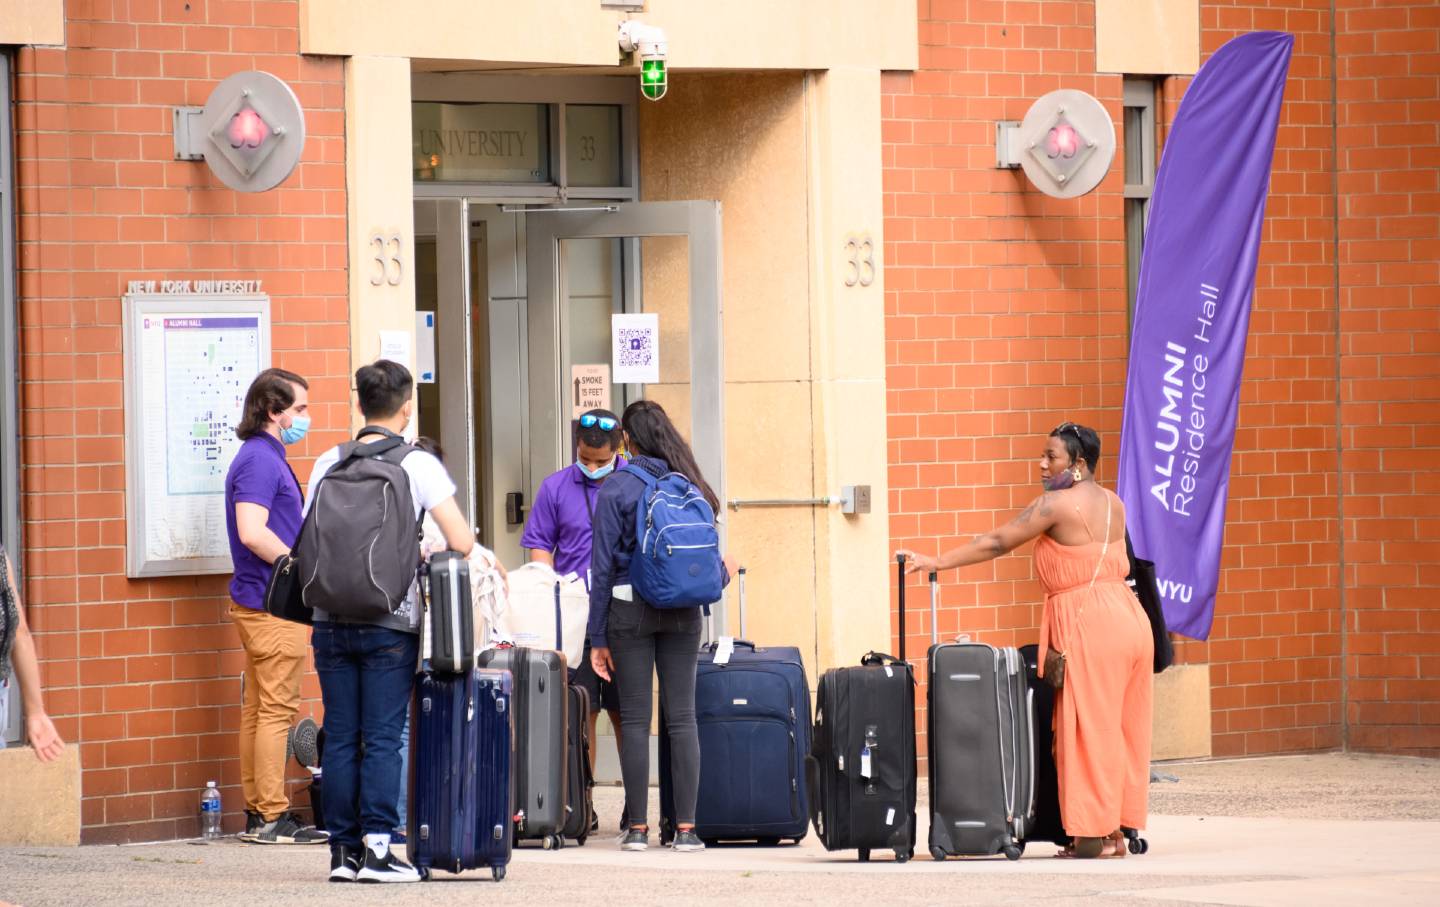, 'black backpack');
294,427,422,622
